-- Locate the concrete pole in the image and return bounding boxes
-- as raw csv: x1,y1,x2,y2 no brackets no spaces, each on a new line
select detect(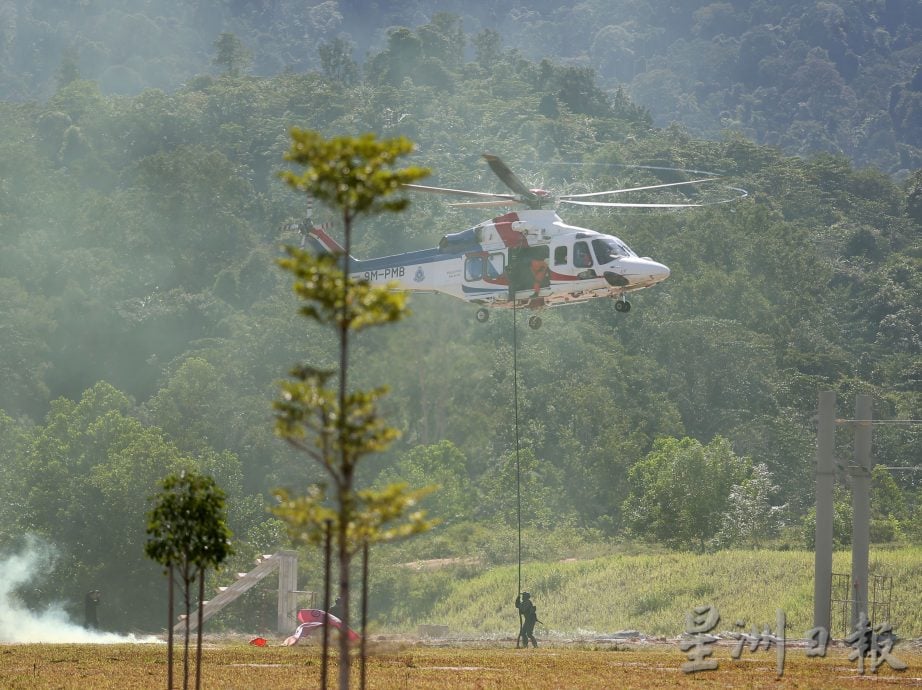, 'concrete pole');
814,391,835,632
277,551,298,633
850,394,872,630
